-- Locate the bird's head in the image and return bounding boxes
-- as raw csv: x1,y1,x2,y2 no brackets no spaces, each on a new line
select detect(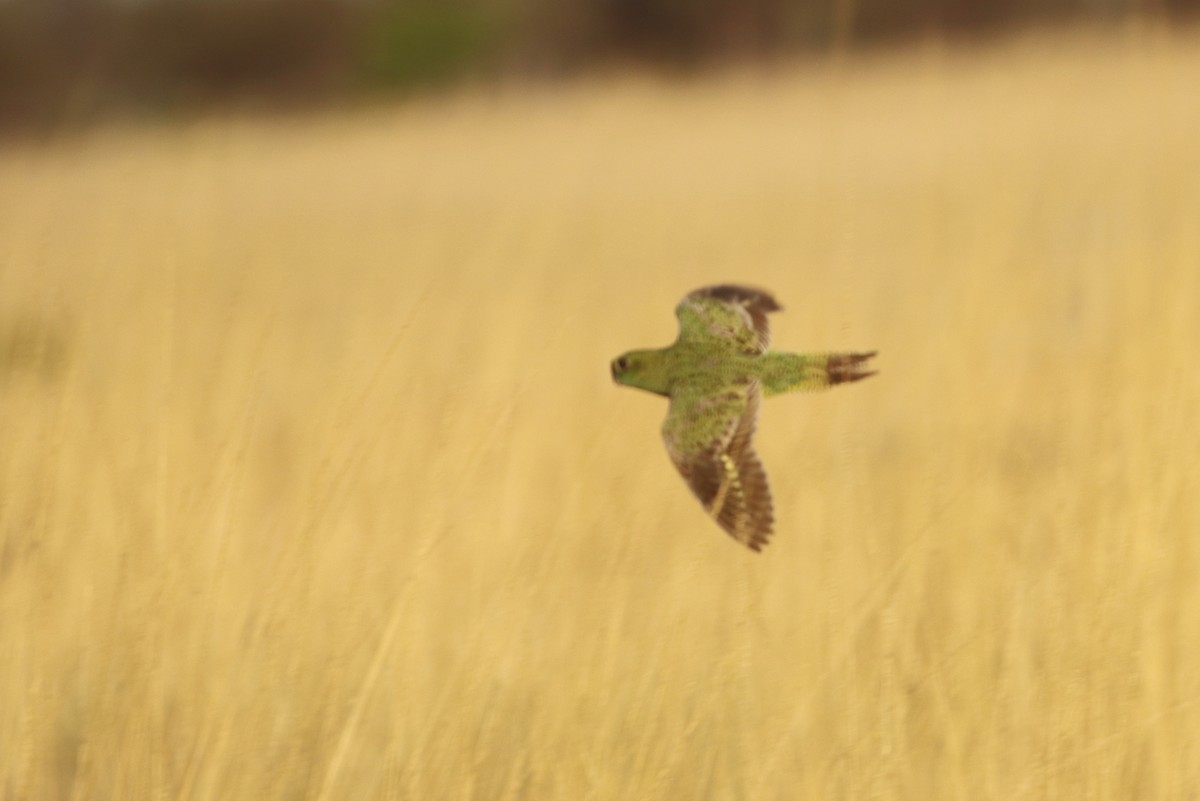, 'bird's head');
610,352,635,383
610,350,669,396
